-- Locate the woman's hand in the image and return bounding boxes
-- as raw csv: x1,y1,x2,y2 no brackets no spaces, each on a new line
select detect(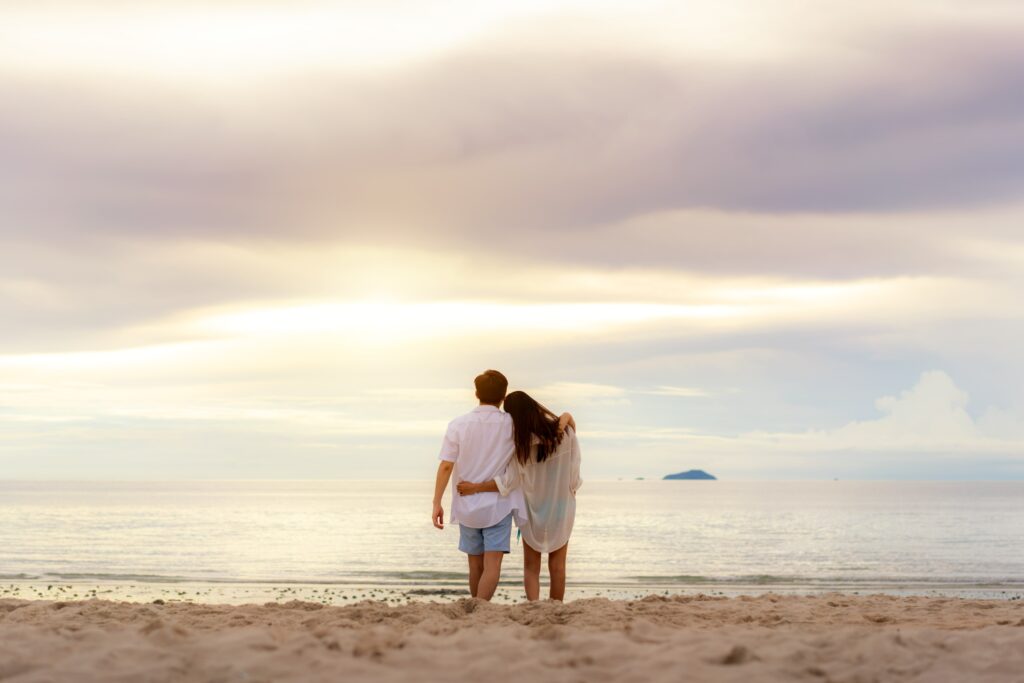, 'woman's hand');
558,412,576,434
456,481,481,496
